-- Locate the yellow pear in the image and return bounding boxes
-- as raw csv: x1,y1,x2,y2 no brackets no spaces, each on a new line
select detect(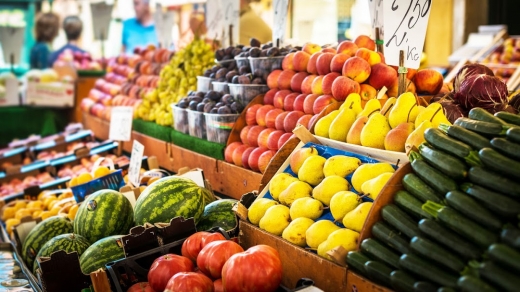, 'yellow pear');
279,181,313,206
323,155,361,177
330,191,361,221
312,176,351,206
405,120,432,155
306,220,341,249
248,198,278,225
351,162,395,192
298,155,326,186
360,172,394,199
289,146,319,174
356,99,381,119
329,108,357,142
282,217,315,247
259,205,291,236
314,110,340,138
384,122,415,152
380,97,397,118
388,92,419,128
415,102,451,128
269,173,299,201
340,93,363,115
290,197,324,220
342,202,373,232
346,116,368,145
317,228,360,260
360,113,391,149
